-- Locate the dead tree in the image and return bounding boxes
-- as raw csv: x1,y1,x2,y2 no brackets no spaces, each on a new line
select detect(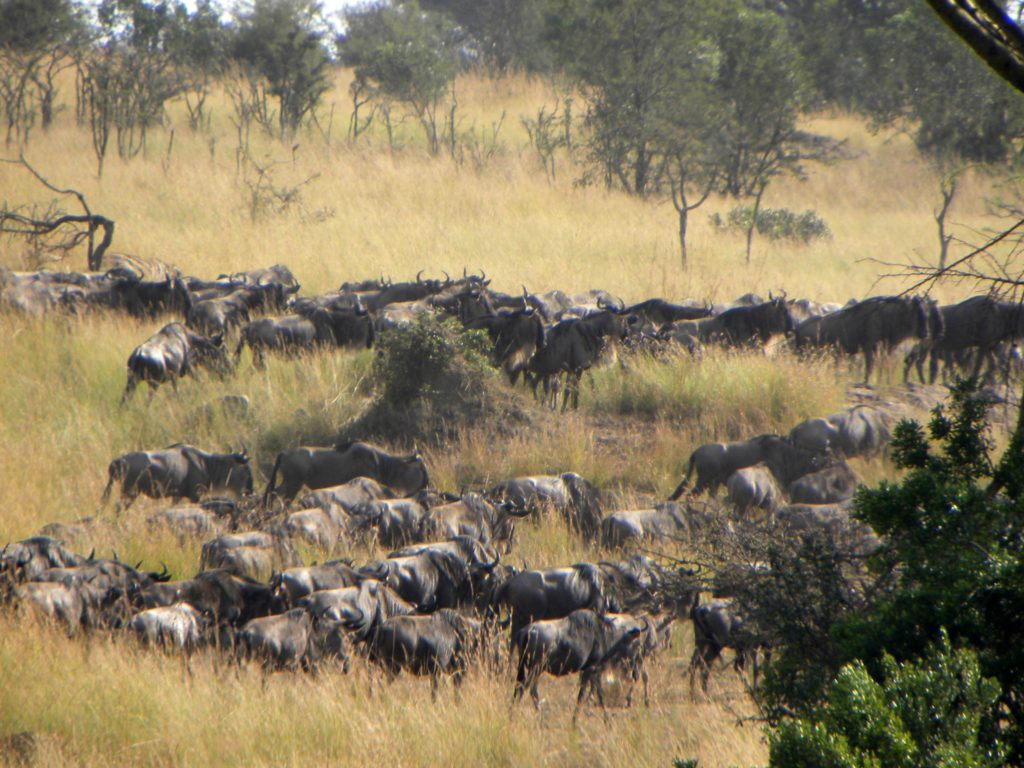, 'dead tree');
0,156,115,270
